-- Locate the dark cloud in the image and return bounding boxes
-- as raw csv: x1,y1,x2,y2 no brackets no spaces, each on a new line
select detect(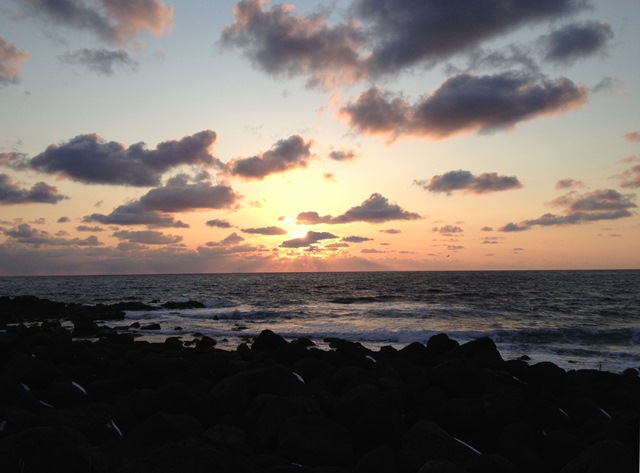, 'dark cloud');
380,228,401,234
77,225,104,232
222,232,245,245
280,231,338,248
341,73,588,140
415,170,522,195
355,0,586,74
617,162,640,189
296,193,421,225
329,149,357,161
112,229,182,245
221,0,585,85
84,202,189,228
481,237,503,244
134,175,239,212
227,135,313,180
57,216,70,223
206,219,233,228
591,76,626,95
242,226,288,236
3,223,101,247
624,132,640,143
220,0,365,88
447,245,464,251
0,173,68,205
18,0,174,46
15,130,218,187
481,226,493,232
0,36,29,86
499,189,637,231
60,48,138,75
433,225,464,235
540,21,613,65
361,248,391,254
555,178,584,189
84,176,237,228
342,235,372,243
